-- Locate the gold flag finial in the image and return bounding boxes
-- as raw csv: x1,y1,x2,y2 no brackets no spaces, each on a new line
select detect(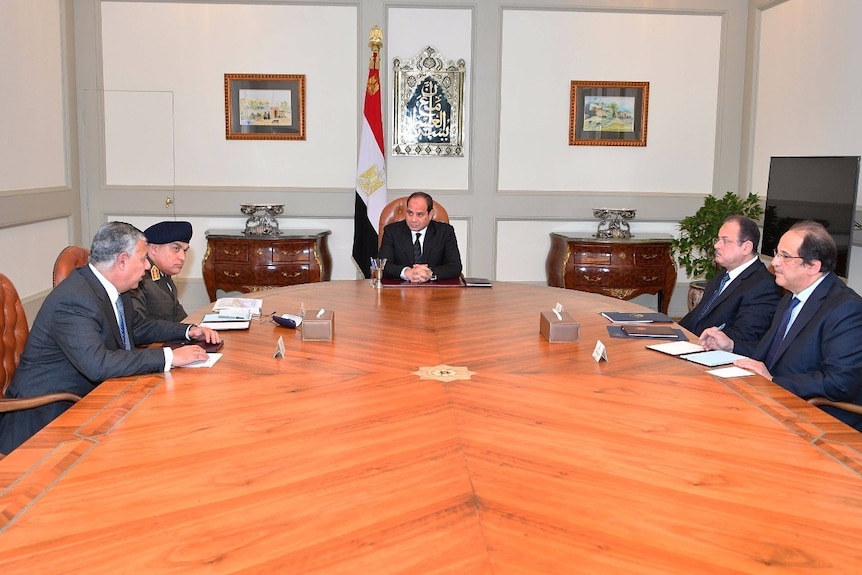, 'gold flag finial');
368,25,383,69
369,25,383,51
